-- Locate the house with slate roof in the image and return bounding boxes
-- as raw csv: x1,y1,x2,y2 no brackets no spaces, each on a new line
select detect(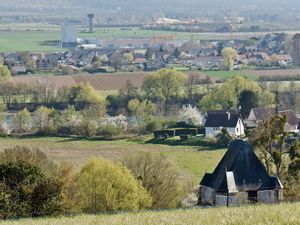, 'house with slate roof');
204,110,245,137
199,140,284,206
